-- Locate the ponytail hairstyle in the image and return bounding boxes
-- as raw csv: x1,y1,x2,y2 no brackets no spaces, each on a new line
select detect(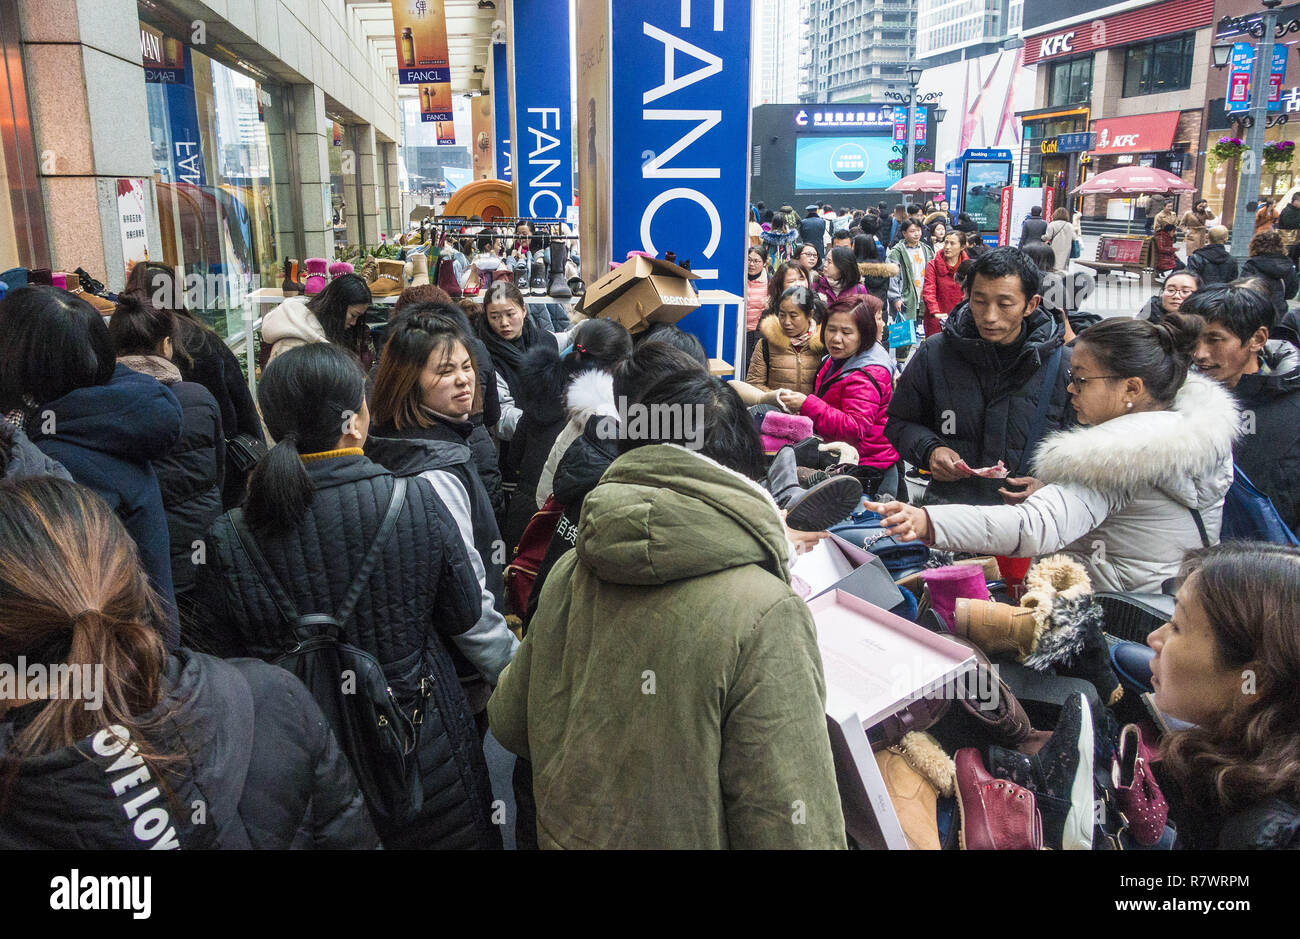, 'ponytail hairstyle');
123,261,212,369
563,318,632,378
1074,311,1199,407
306,273,372,353
371,308,478,430
0,477,173,805
107,292,177,358
244,344,366,535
